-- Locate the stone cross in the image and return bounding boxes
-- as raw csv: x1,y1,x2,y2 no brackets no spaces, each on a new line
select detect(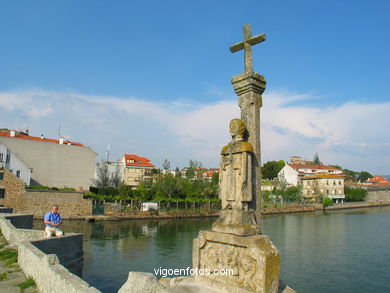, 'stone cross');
230,24,266,73
229,24,267,232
